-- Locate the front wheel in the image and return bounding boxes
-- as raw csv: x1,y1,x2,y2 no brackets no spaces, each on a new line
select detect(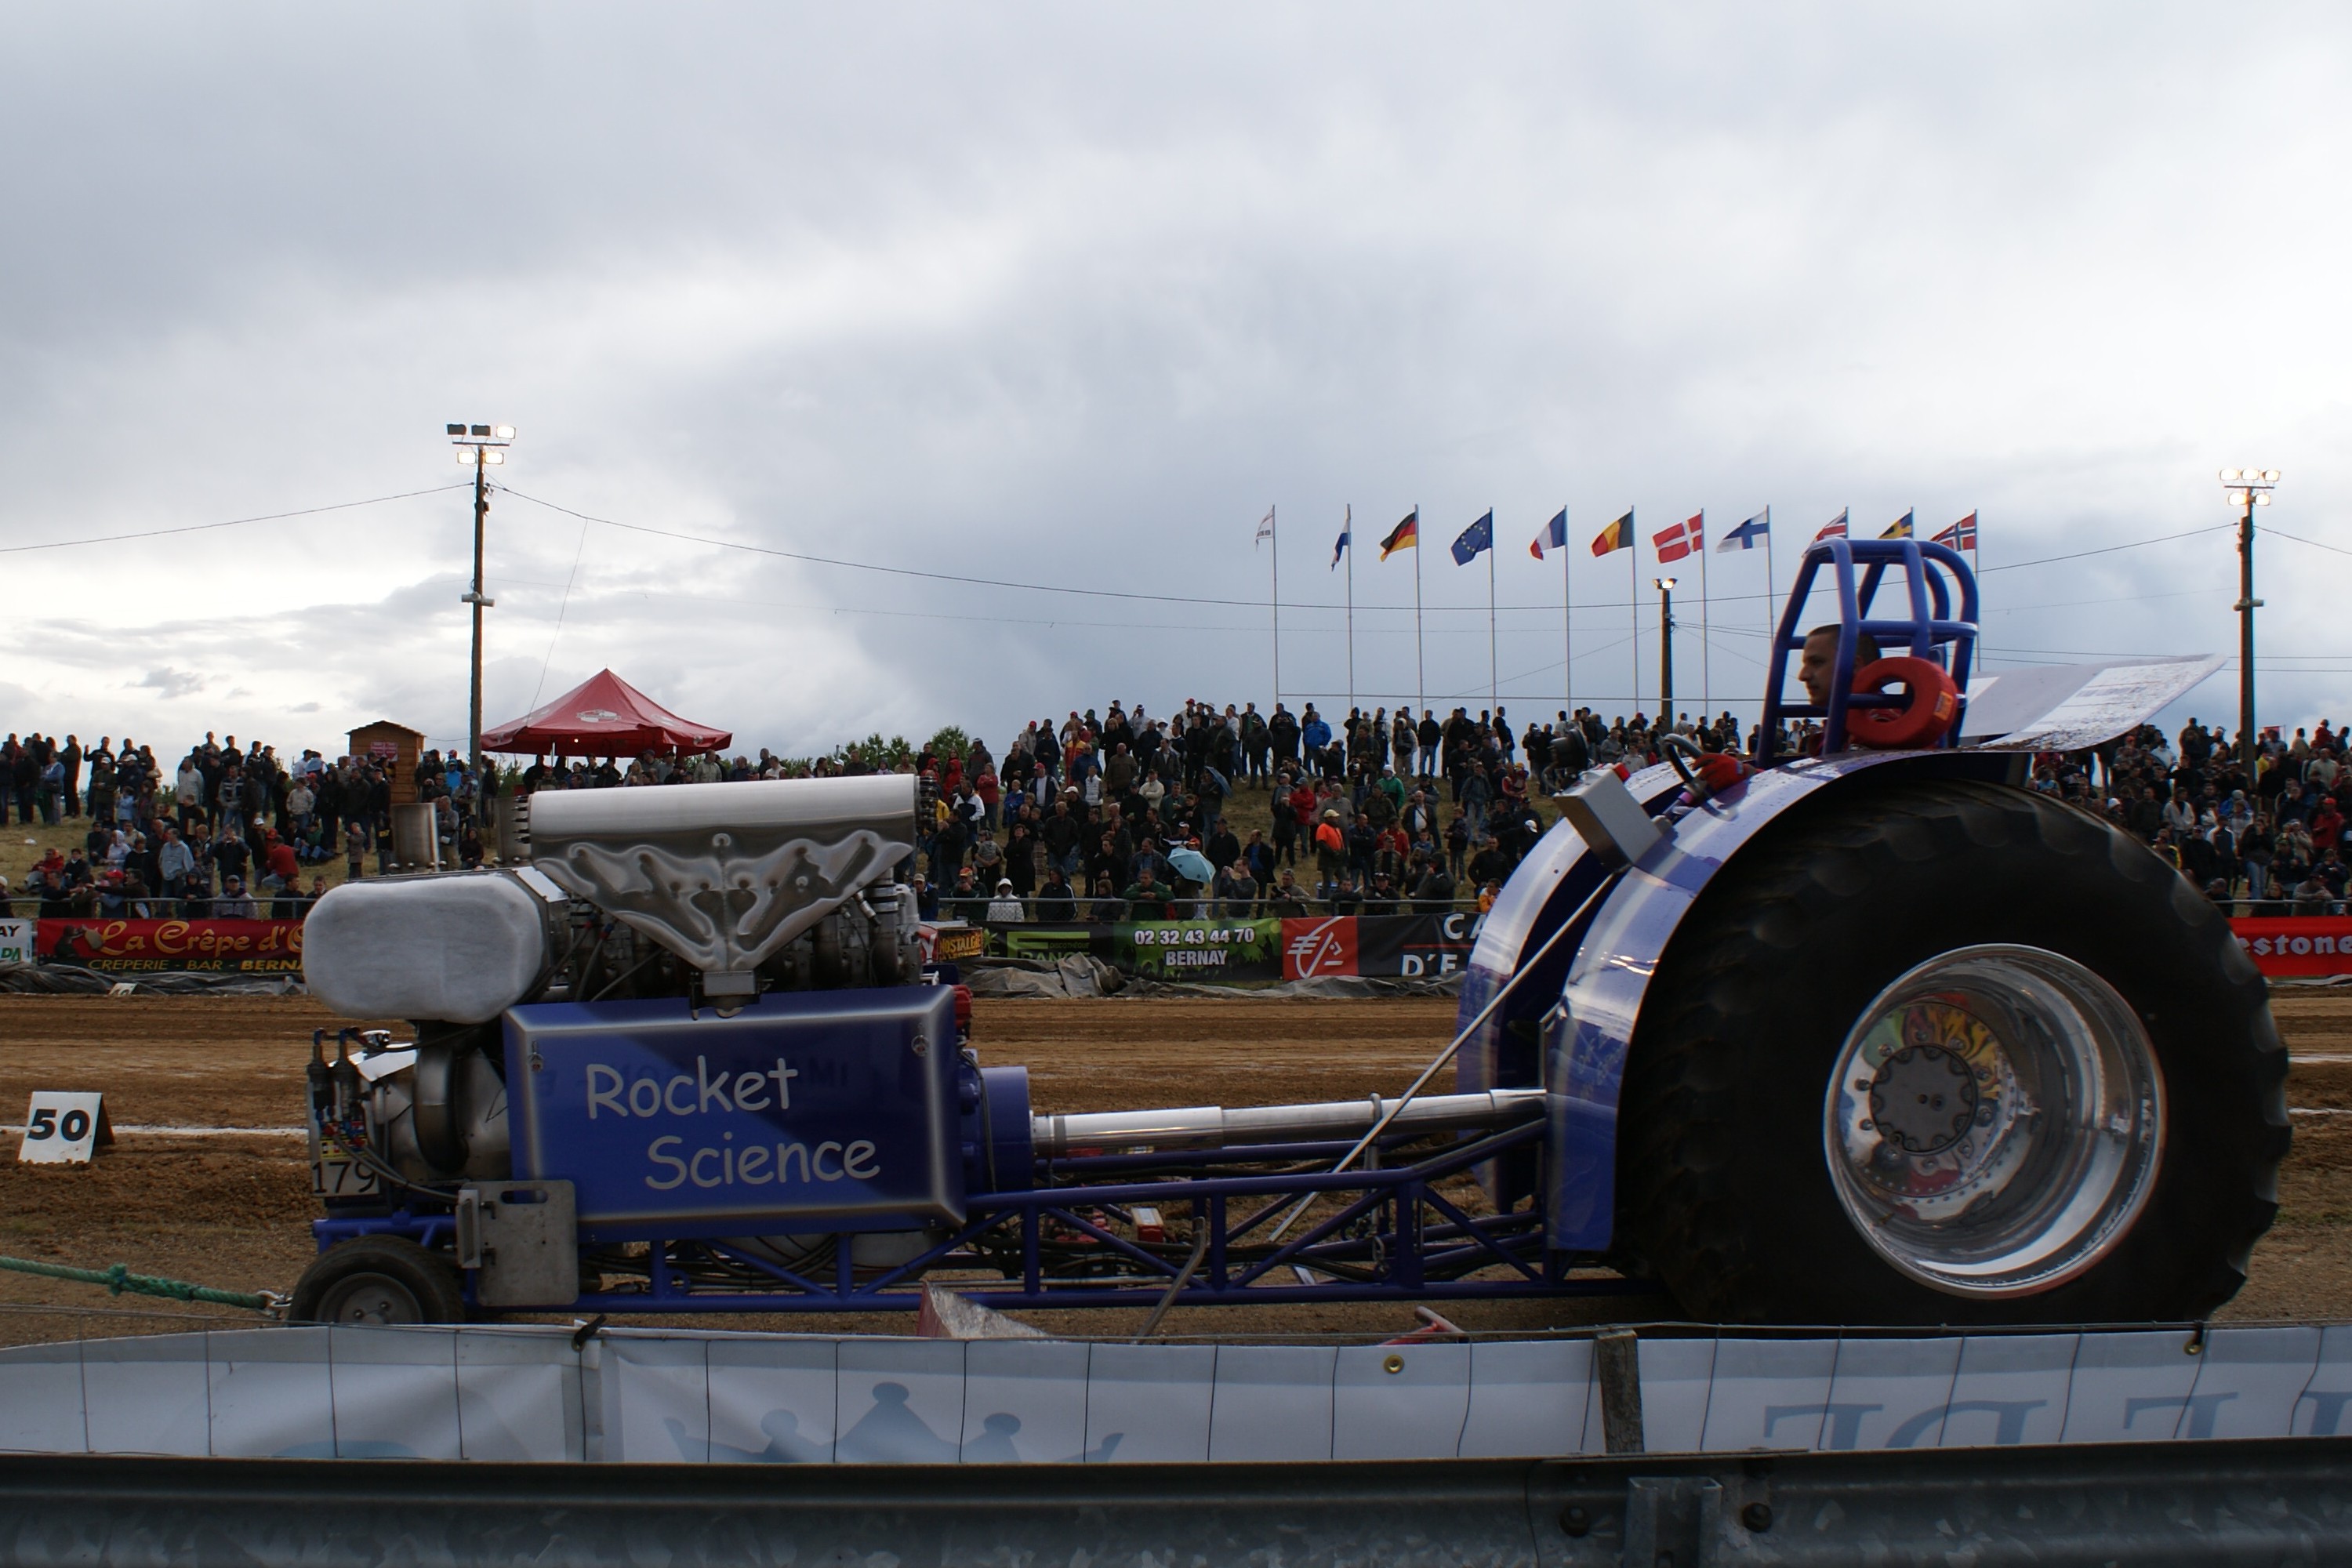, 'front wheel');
289,1236,466,1324
1619,779,2288,1325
